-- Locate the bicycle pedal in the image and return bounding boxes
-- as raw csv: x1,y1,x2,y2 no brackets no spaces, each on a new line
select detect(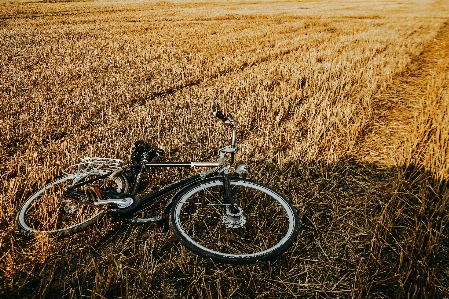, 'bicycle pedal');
156,218,169,233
